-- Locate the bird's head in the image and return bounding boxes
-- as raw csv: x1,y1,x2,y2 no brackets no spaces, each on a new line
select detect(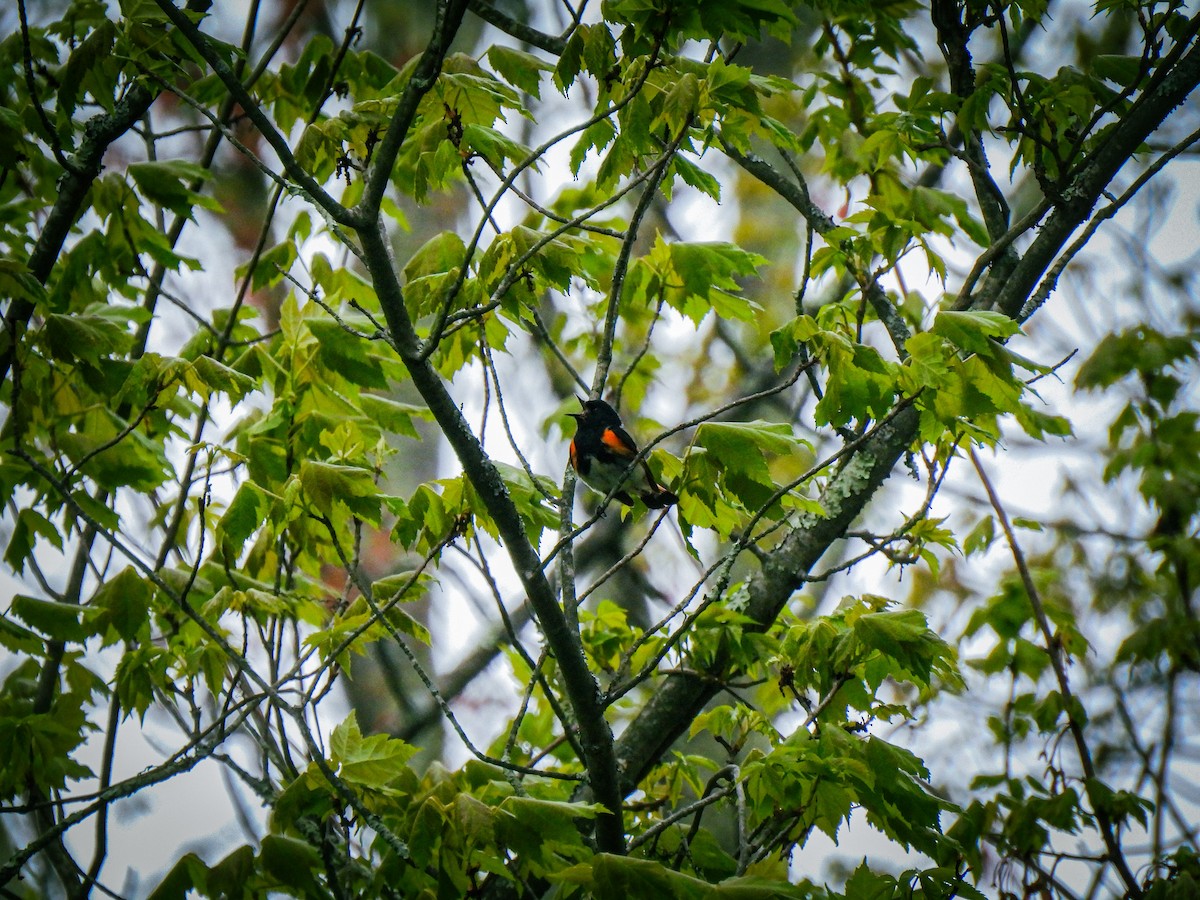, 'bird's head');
569,395,622,427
